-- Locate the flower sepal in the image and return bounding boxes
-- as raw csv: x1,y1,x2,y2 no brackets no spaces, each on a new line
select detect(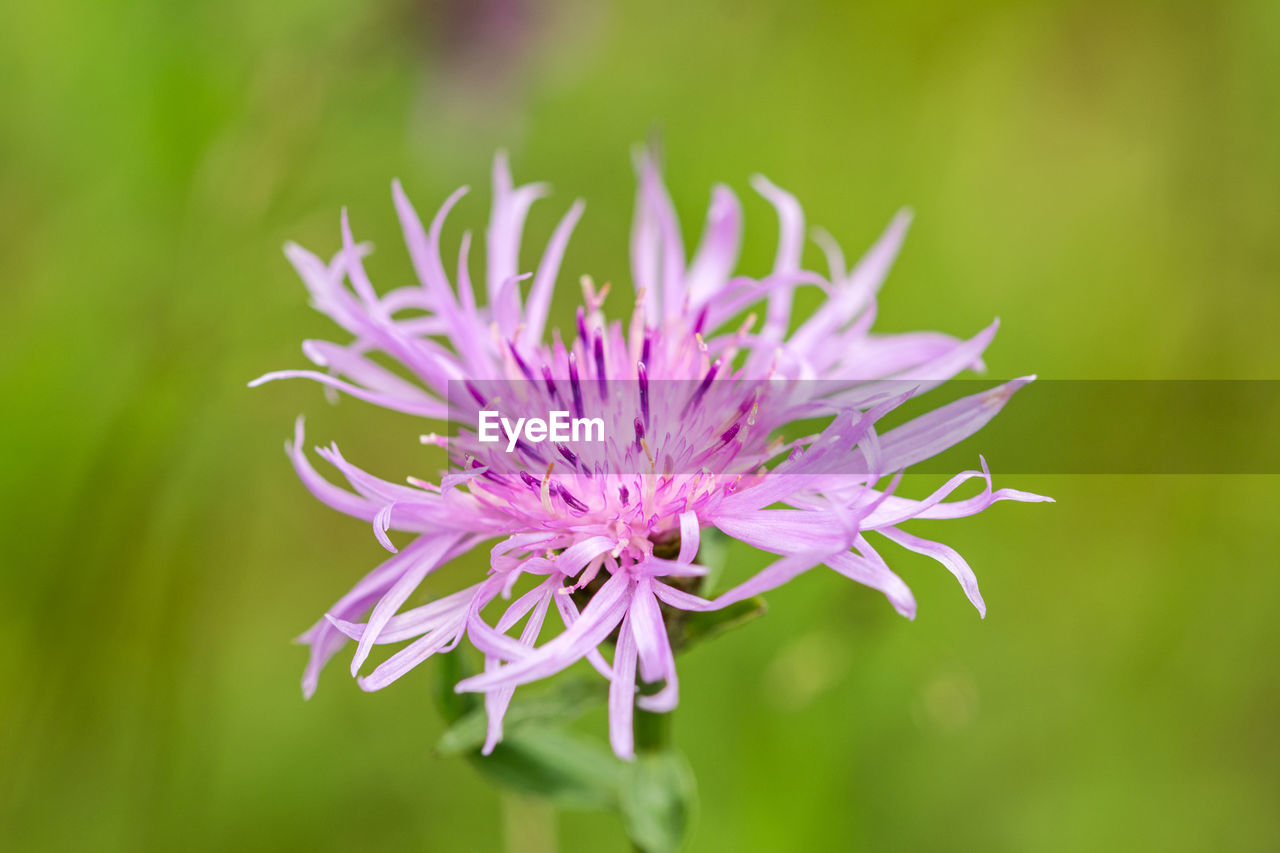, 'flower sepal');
672,595,768,653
